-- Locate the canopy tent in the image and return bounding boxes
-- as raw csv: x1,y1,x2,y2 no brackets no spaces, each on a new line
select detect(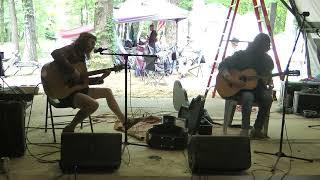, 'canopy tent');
58,0,188,40
113,0,189,50
113,0,189,23
58,25,94,39
284,0,320,78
